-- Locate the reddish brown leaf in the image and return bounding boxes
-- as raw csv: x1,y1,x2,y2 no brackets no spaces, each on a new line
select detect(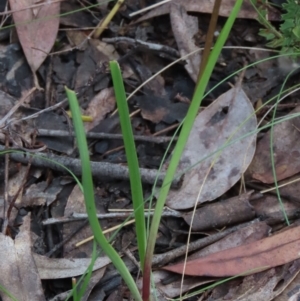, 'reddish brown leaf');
9,0,60,72
189,222,270,262
163,225,300,277
152,222,270,298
